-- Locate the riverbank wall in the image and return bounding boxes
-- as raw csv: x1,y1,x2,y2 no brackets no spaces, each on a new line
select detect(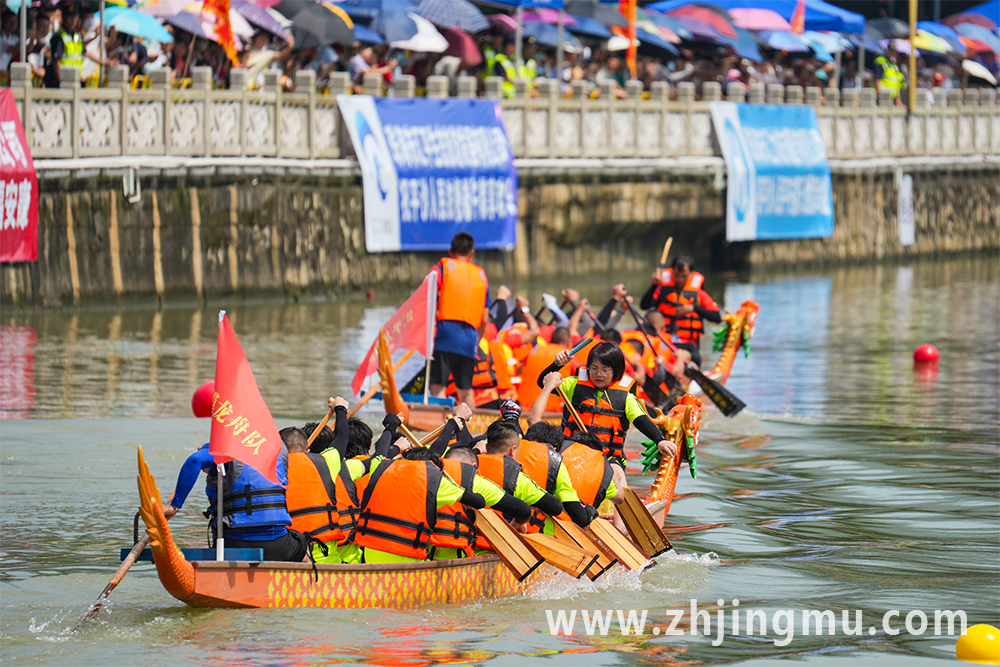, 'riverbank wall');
1,155,997,309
